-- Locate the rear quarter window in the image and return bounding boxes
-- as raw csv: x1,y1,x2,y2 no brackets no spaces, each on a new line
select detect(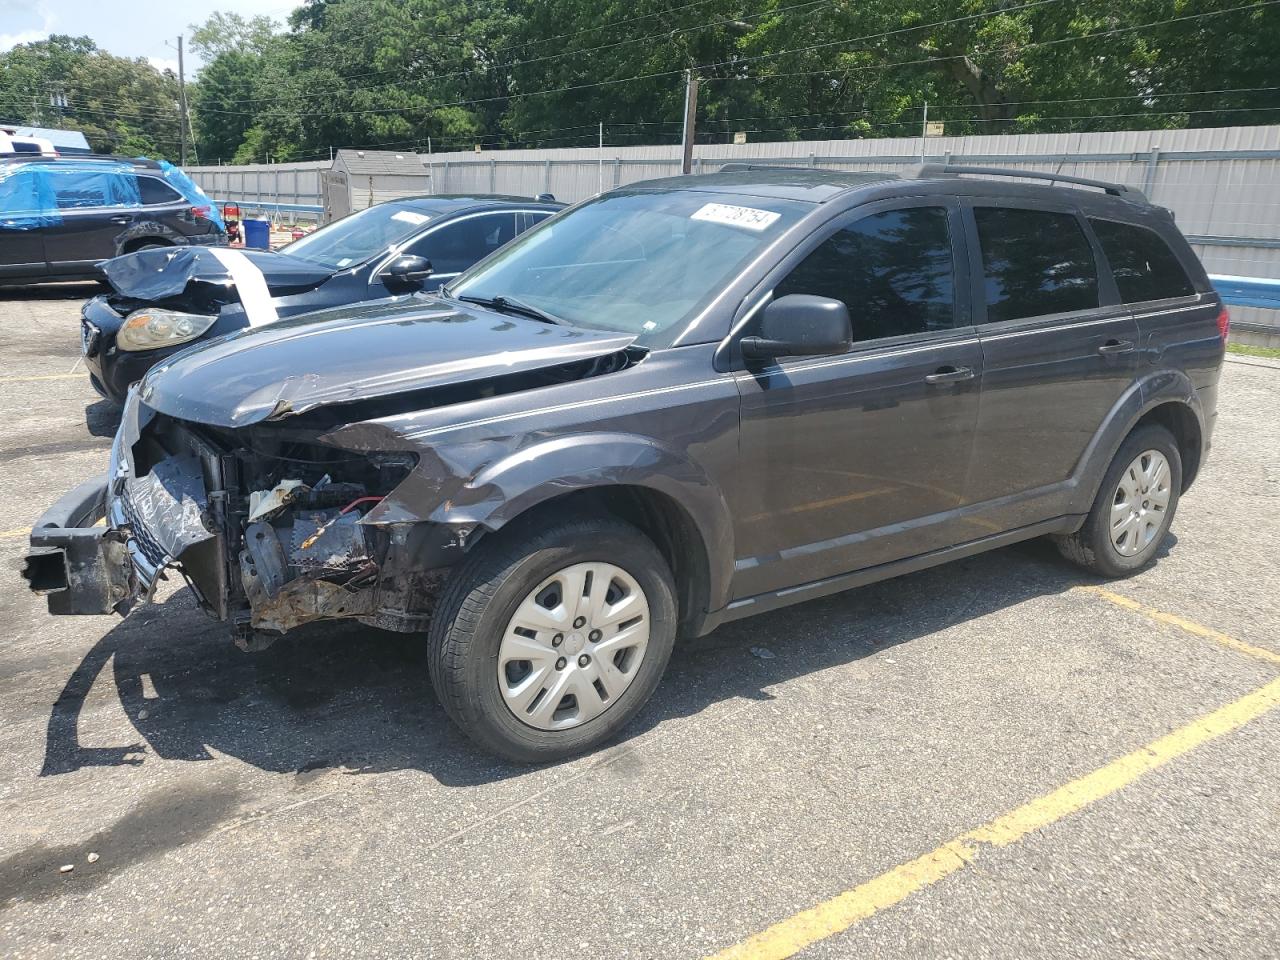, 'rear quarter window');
136,176,183,205
1088,218,1196,303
